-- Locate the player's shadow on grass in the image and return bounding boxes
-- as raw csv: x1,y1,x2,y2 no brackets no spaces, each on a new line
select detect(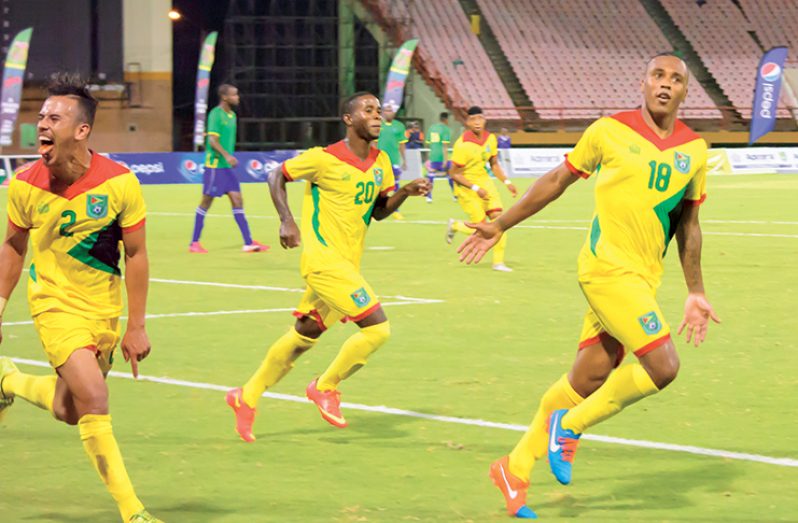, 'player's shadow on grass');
533,453,742,519
152,499,231,522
